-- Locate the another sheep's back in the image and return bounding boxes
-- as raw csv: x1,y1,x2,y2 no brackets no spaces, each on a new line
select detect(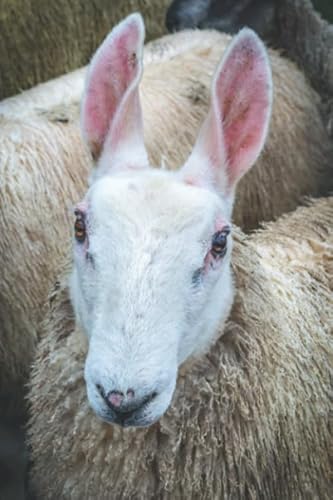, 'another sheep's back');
28,197,333,499
141,31,226,169
0,0,170,99
0,68,85,121
0,118,90,394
